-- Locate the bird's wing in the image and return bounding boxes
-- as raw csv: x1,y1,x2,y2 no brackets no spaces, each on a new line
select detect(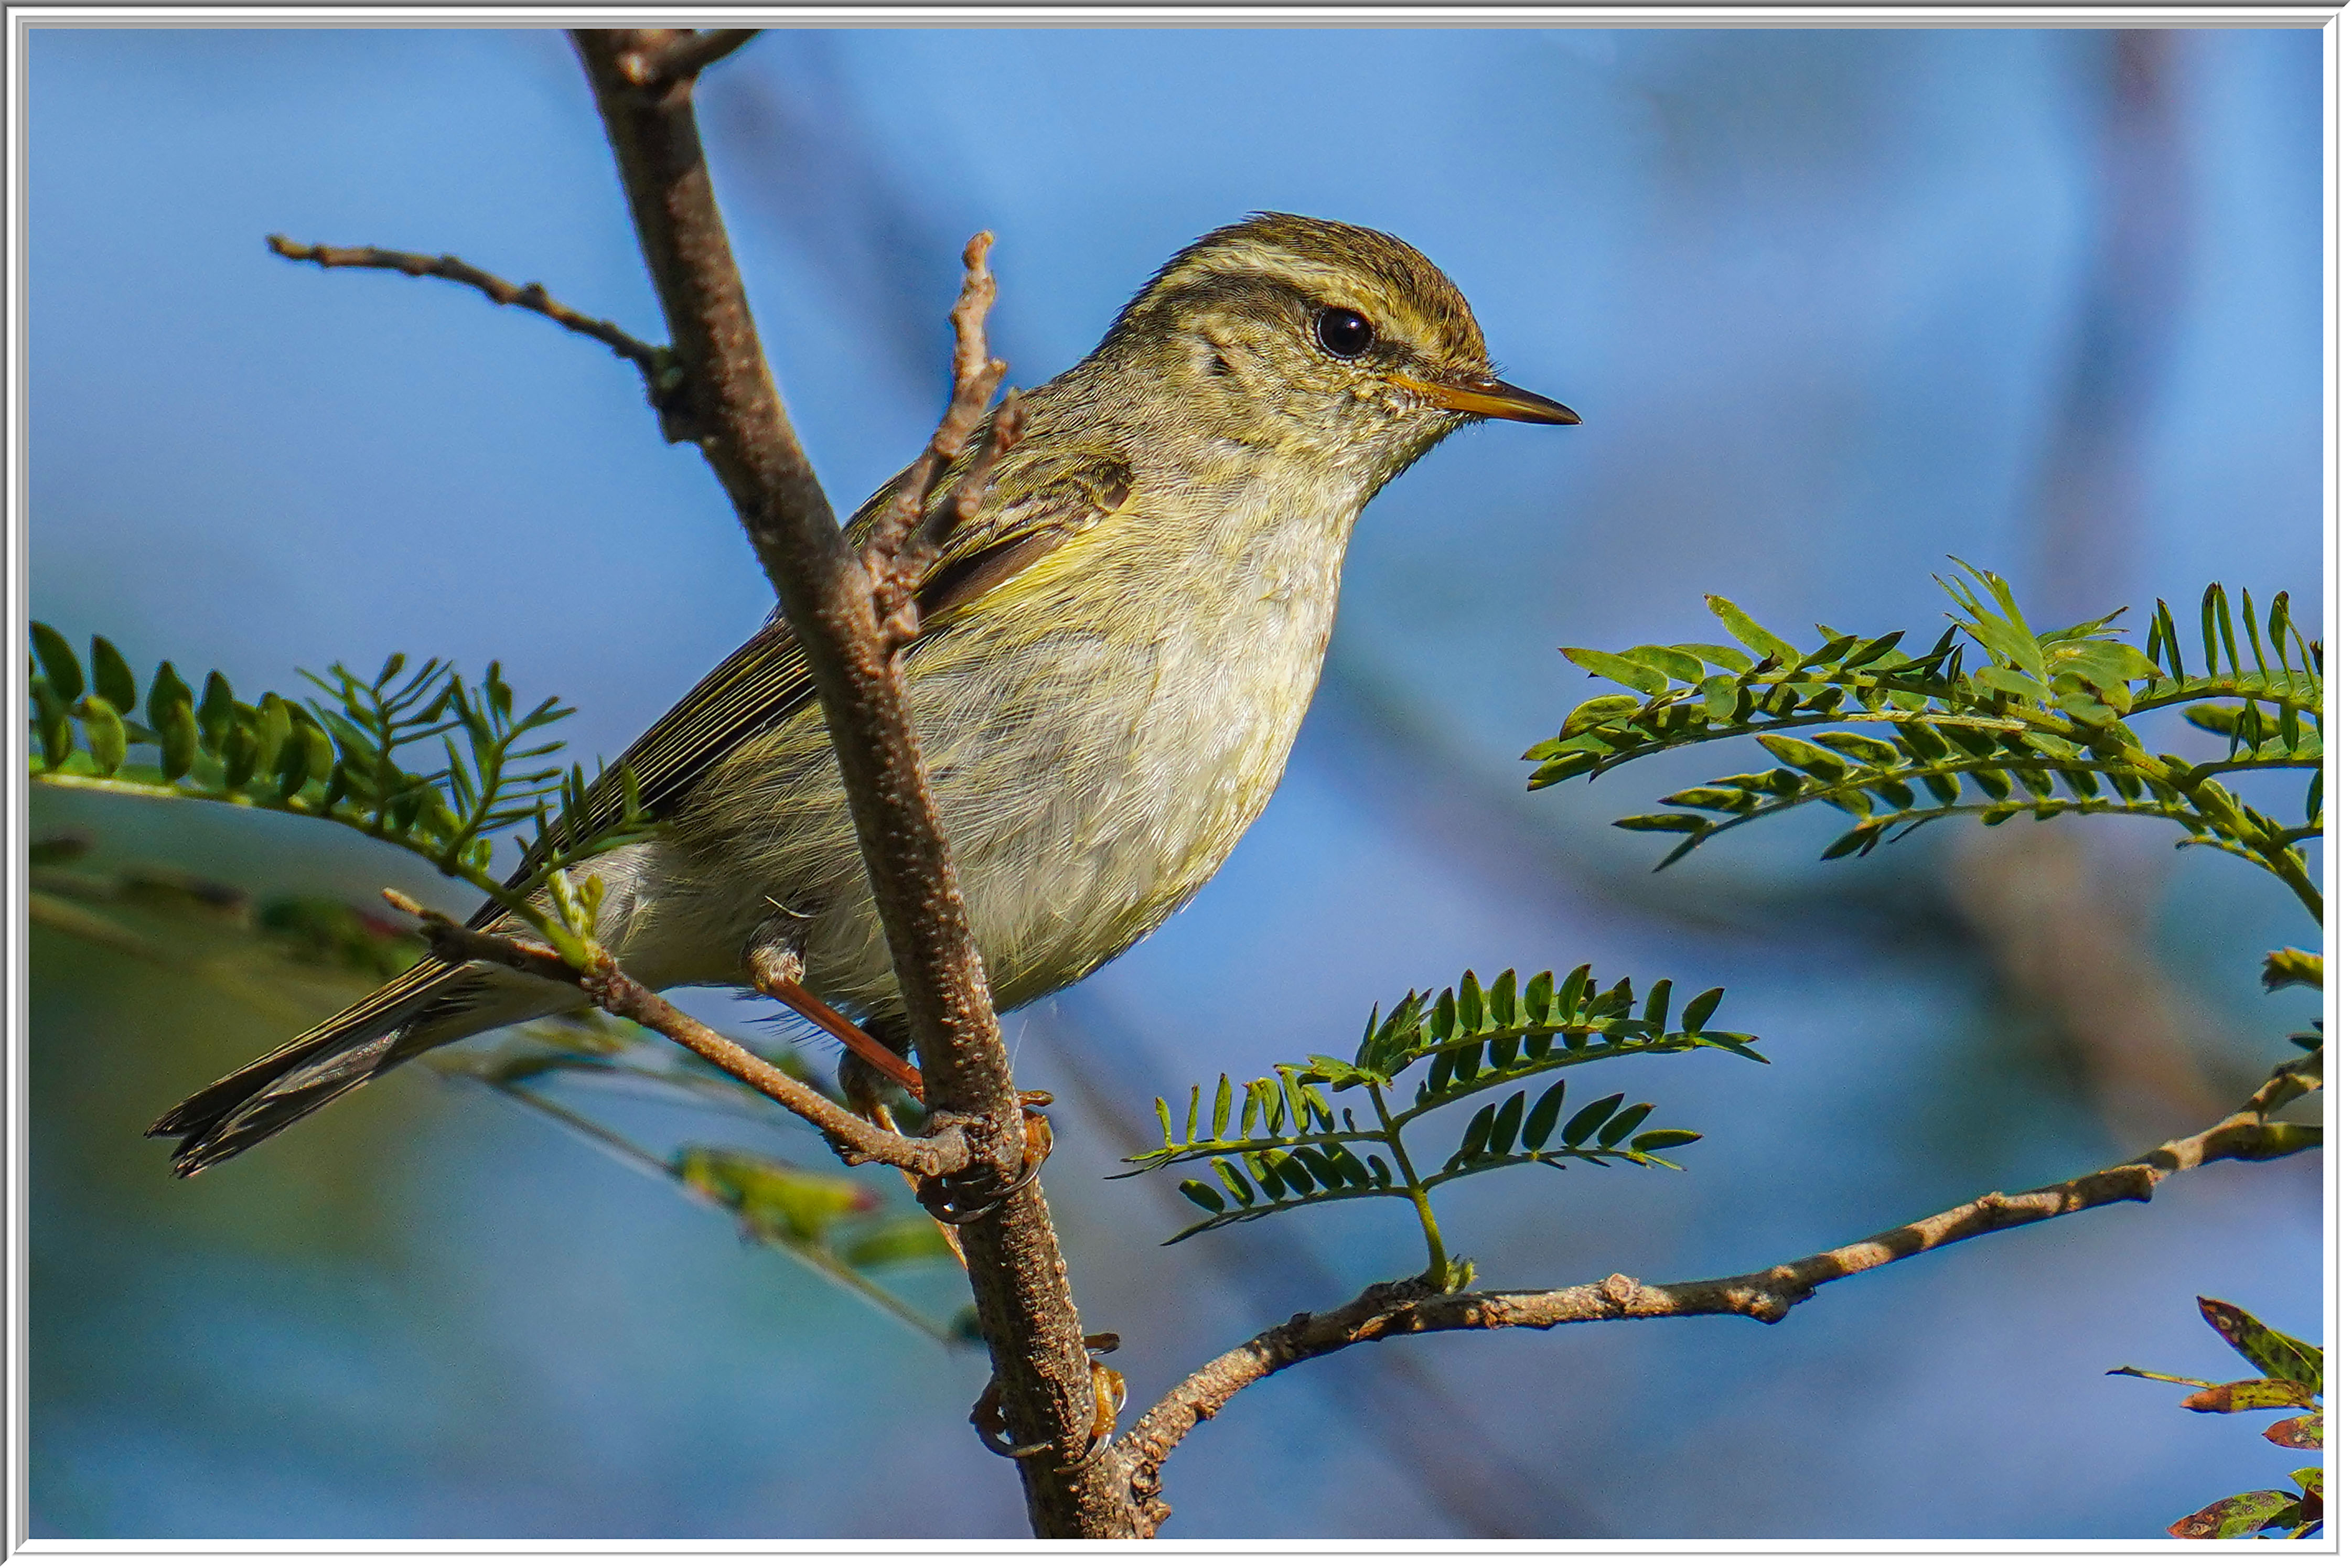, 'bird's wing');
914,443,1135,622
468,446,1133,929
